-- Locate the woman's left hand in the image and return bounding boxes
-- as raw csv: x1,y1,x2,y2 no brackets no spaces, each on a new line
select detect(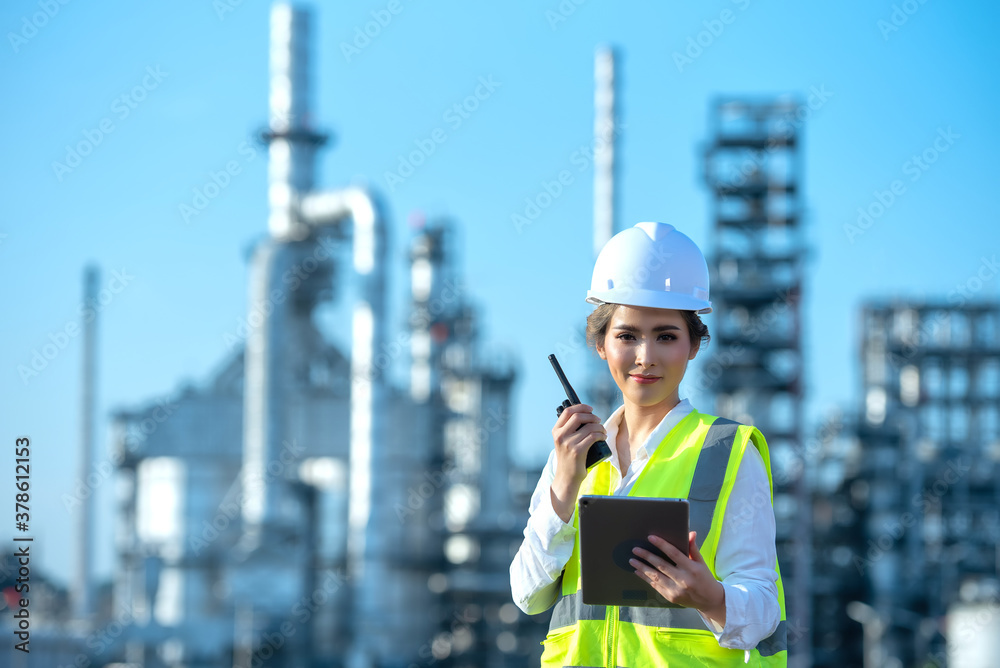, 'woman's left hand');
629,531,727,628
